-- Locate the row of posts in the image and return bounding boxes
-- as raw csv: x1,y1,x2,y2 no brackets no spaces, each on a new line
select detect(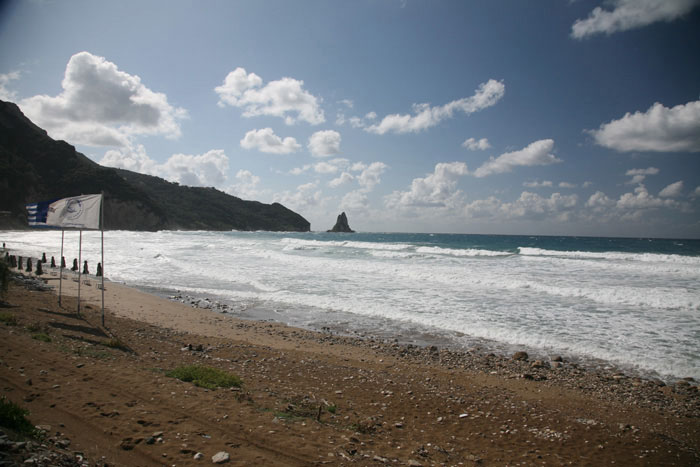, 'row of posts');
4,251,102,277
